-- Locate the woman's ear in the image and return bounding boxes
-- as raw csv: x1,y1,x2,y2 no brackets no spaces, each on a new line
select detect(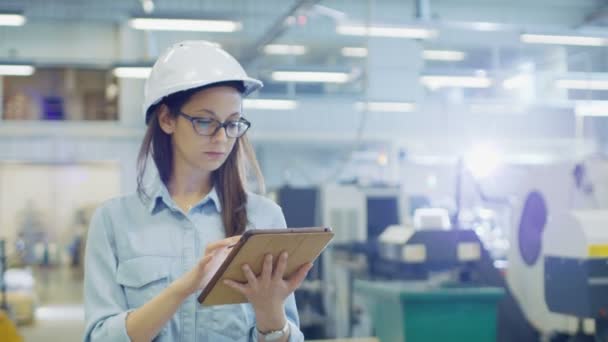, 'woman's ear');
157,104,176,134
